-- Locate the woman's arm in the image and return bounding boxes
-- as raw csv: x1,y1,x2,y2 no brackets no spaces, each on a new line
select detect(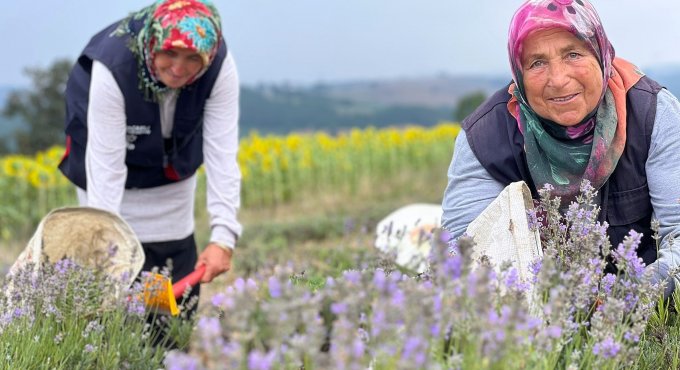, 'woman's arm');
441,132,505,239
201,52,243,250
645,88,680,297
82,61,128,213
